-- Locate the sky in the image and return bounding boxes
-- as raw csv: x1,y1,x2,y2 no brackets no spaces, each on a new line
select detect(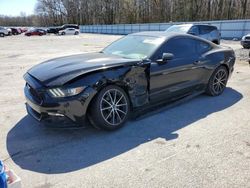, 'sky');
0,0,37,16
